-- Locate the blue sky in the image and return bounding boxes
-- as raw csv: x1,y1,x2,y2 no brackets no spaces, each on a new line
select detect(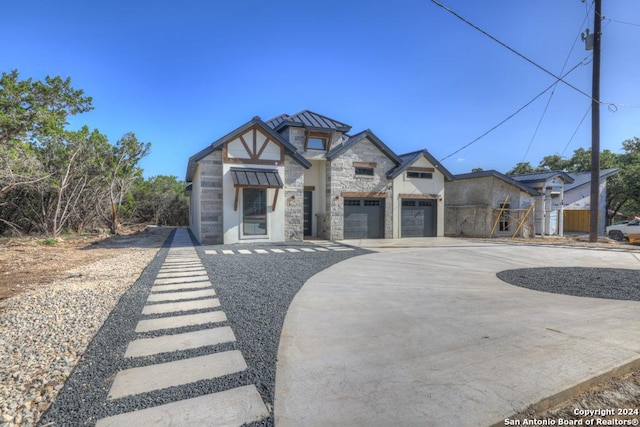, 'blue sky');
3,0,639,179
